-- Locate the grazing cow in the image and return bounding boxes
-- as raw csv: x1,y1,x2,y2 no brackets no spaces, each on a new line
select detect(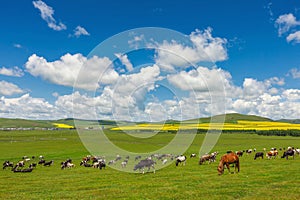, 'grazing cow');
210,152,218,162
80,160,92,167
199,154,211,165
29,163,37,168
217,152,240,175
295,148,300,155
115,155,122,162
38,159,46,165
236,151,243,157
44,160,53,167
254,152,264,160
134,159,156,174
108,160,115,165
281,149,295,160
135,156,142,161
266,150,278,159
121,160,128,168
162,159,168,165
246,149,253,155
98,161,106,170
190,153,196,158
13,161,25,170
175,155,186,166
13,165,34,173
61,159,74,169
3,161,14,170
